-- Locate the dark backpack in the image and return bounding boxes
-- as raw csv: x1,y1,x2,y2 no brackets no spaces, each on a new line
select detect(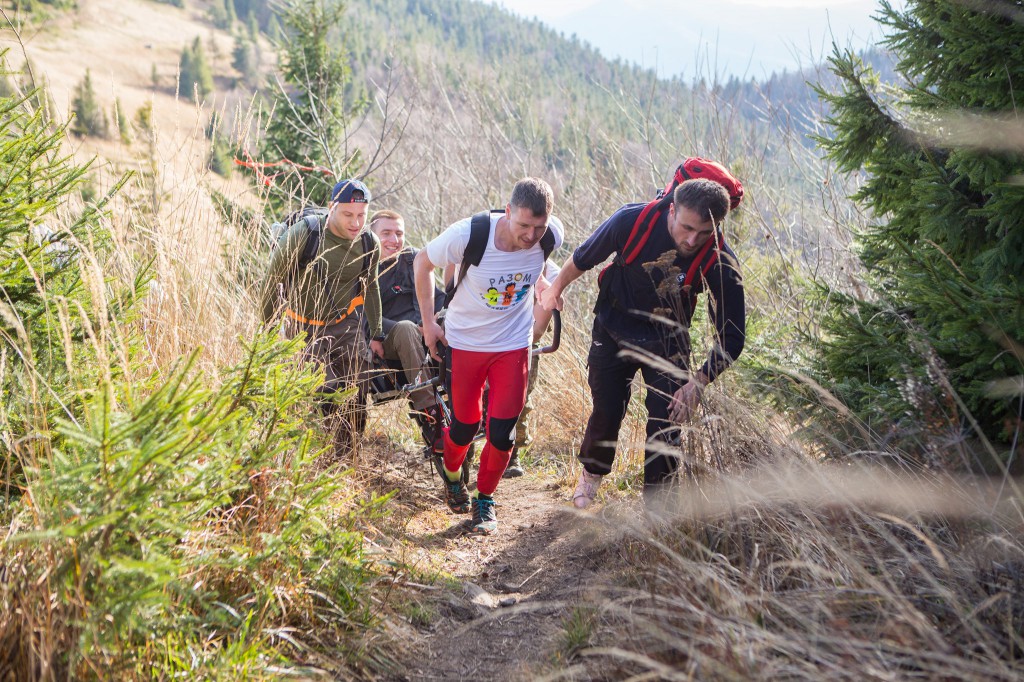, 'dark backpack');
598,157,743,303
270,206,374,285
444,209,557,307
